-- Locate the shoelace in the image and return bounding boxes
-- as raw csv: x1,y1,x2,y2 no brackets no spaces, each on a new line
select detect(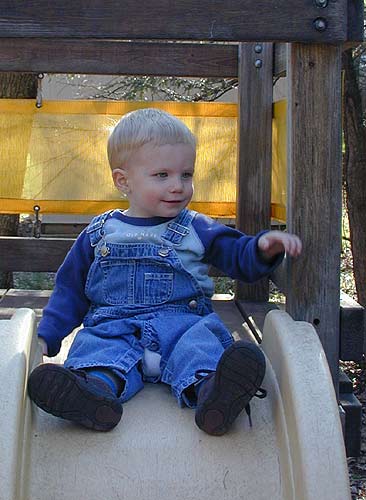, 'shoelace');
245,388,267,427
